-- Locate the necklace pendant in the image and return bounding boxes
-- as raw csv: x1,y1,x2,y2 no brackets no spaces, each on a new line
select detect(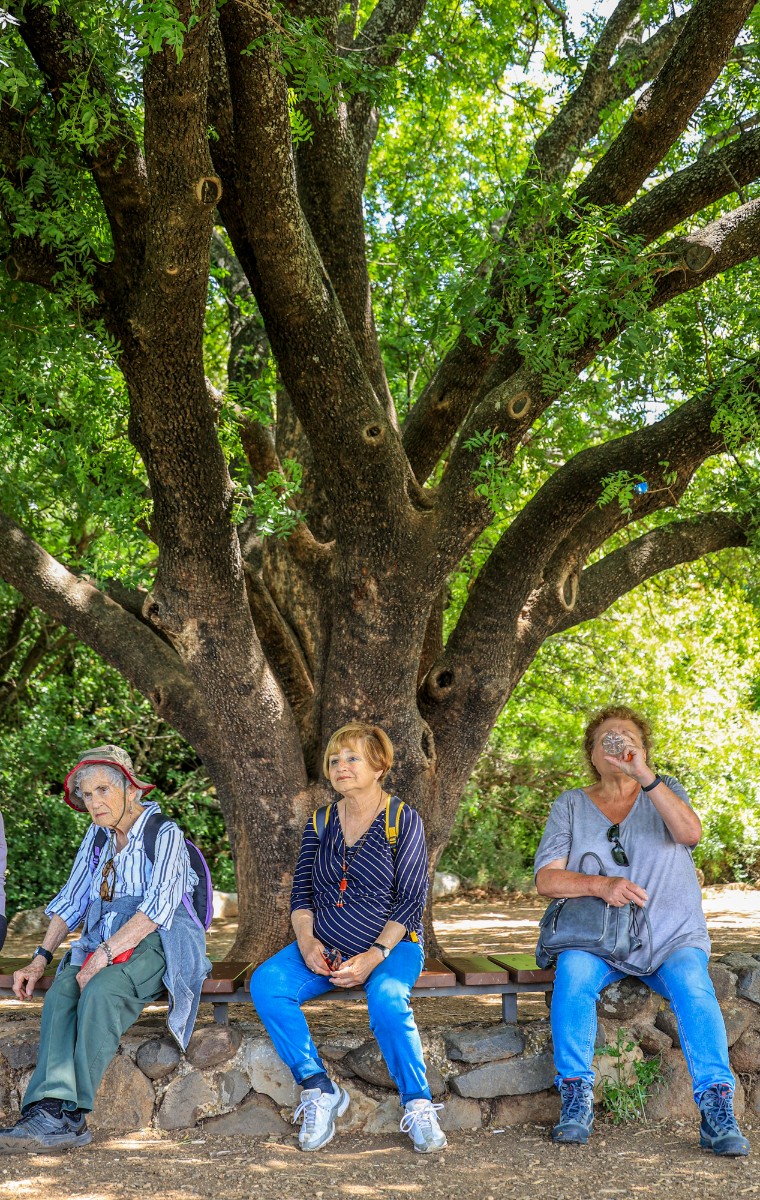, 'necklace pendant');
339,877,347,892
